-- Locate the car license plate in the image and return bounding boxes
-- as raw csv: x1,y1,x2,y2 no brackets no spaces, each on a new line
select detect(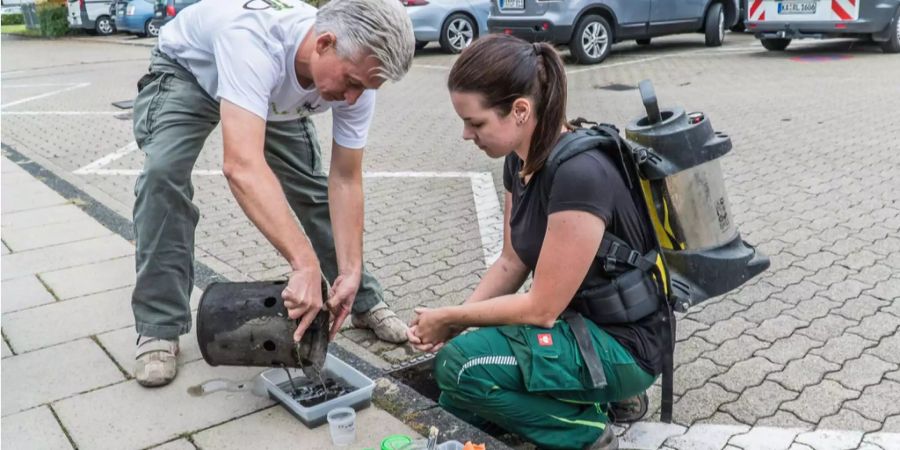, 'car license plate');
778,1,817,14
499,0,524,10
